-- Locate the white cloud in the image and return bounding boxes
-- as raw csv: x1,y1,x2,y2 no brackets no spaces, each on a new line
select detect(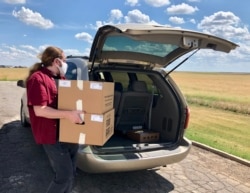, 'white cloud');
4,0,26,4
90,9,160,30
12,7,54,29
169,16,185,24
124,9,151,23
20,45,38,53
0,44,38,66
198,11,240,28
89,21,111,31
144,0,170,7
93,9,160,27
166,3,199,15
109,9,123,22
89,9,123,30
196,11,250,66
124,9,150,23
64,48,90,57
0,44,88,67
197,11,249,40
95,21,105,29
5,45,35,57
190,18,196,24
125,0,170,7
75,32,93,43
125,0,139,6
